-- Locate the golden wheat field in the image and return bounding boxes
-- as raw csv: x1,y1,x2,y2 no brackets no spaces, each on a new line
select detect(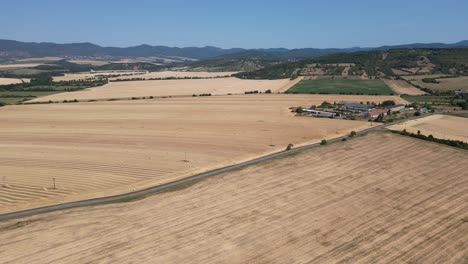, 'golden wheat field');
52,71,237,82
384,79,426,95
52,71,147,81
109,70,238,80
0,94,379,213
0,132,466,263
387,114,468,142
31,77,301,102
0,63,43,69
0,78,29,85
30,77,410,103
